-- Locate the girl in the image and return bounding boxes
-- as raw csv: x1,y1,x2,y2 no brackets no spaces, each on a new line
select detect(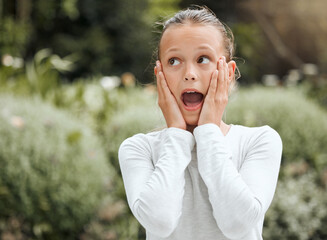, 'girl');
119,6,282,240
